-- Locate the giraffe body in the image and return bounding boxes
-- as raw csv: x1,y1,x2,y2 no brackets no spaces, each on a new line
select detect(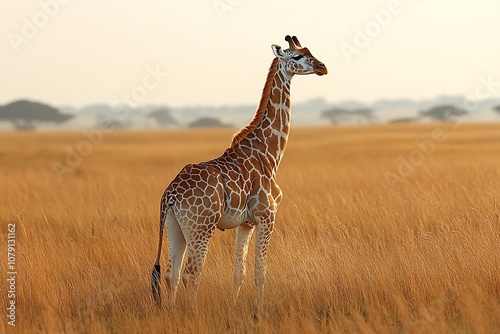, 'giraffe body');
151,35,327,313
